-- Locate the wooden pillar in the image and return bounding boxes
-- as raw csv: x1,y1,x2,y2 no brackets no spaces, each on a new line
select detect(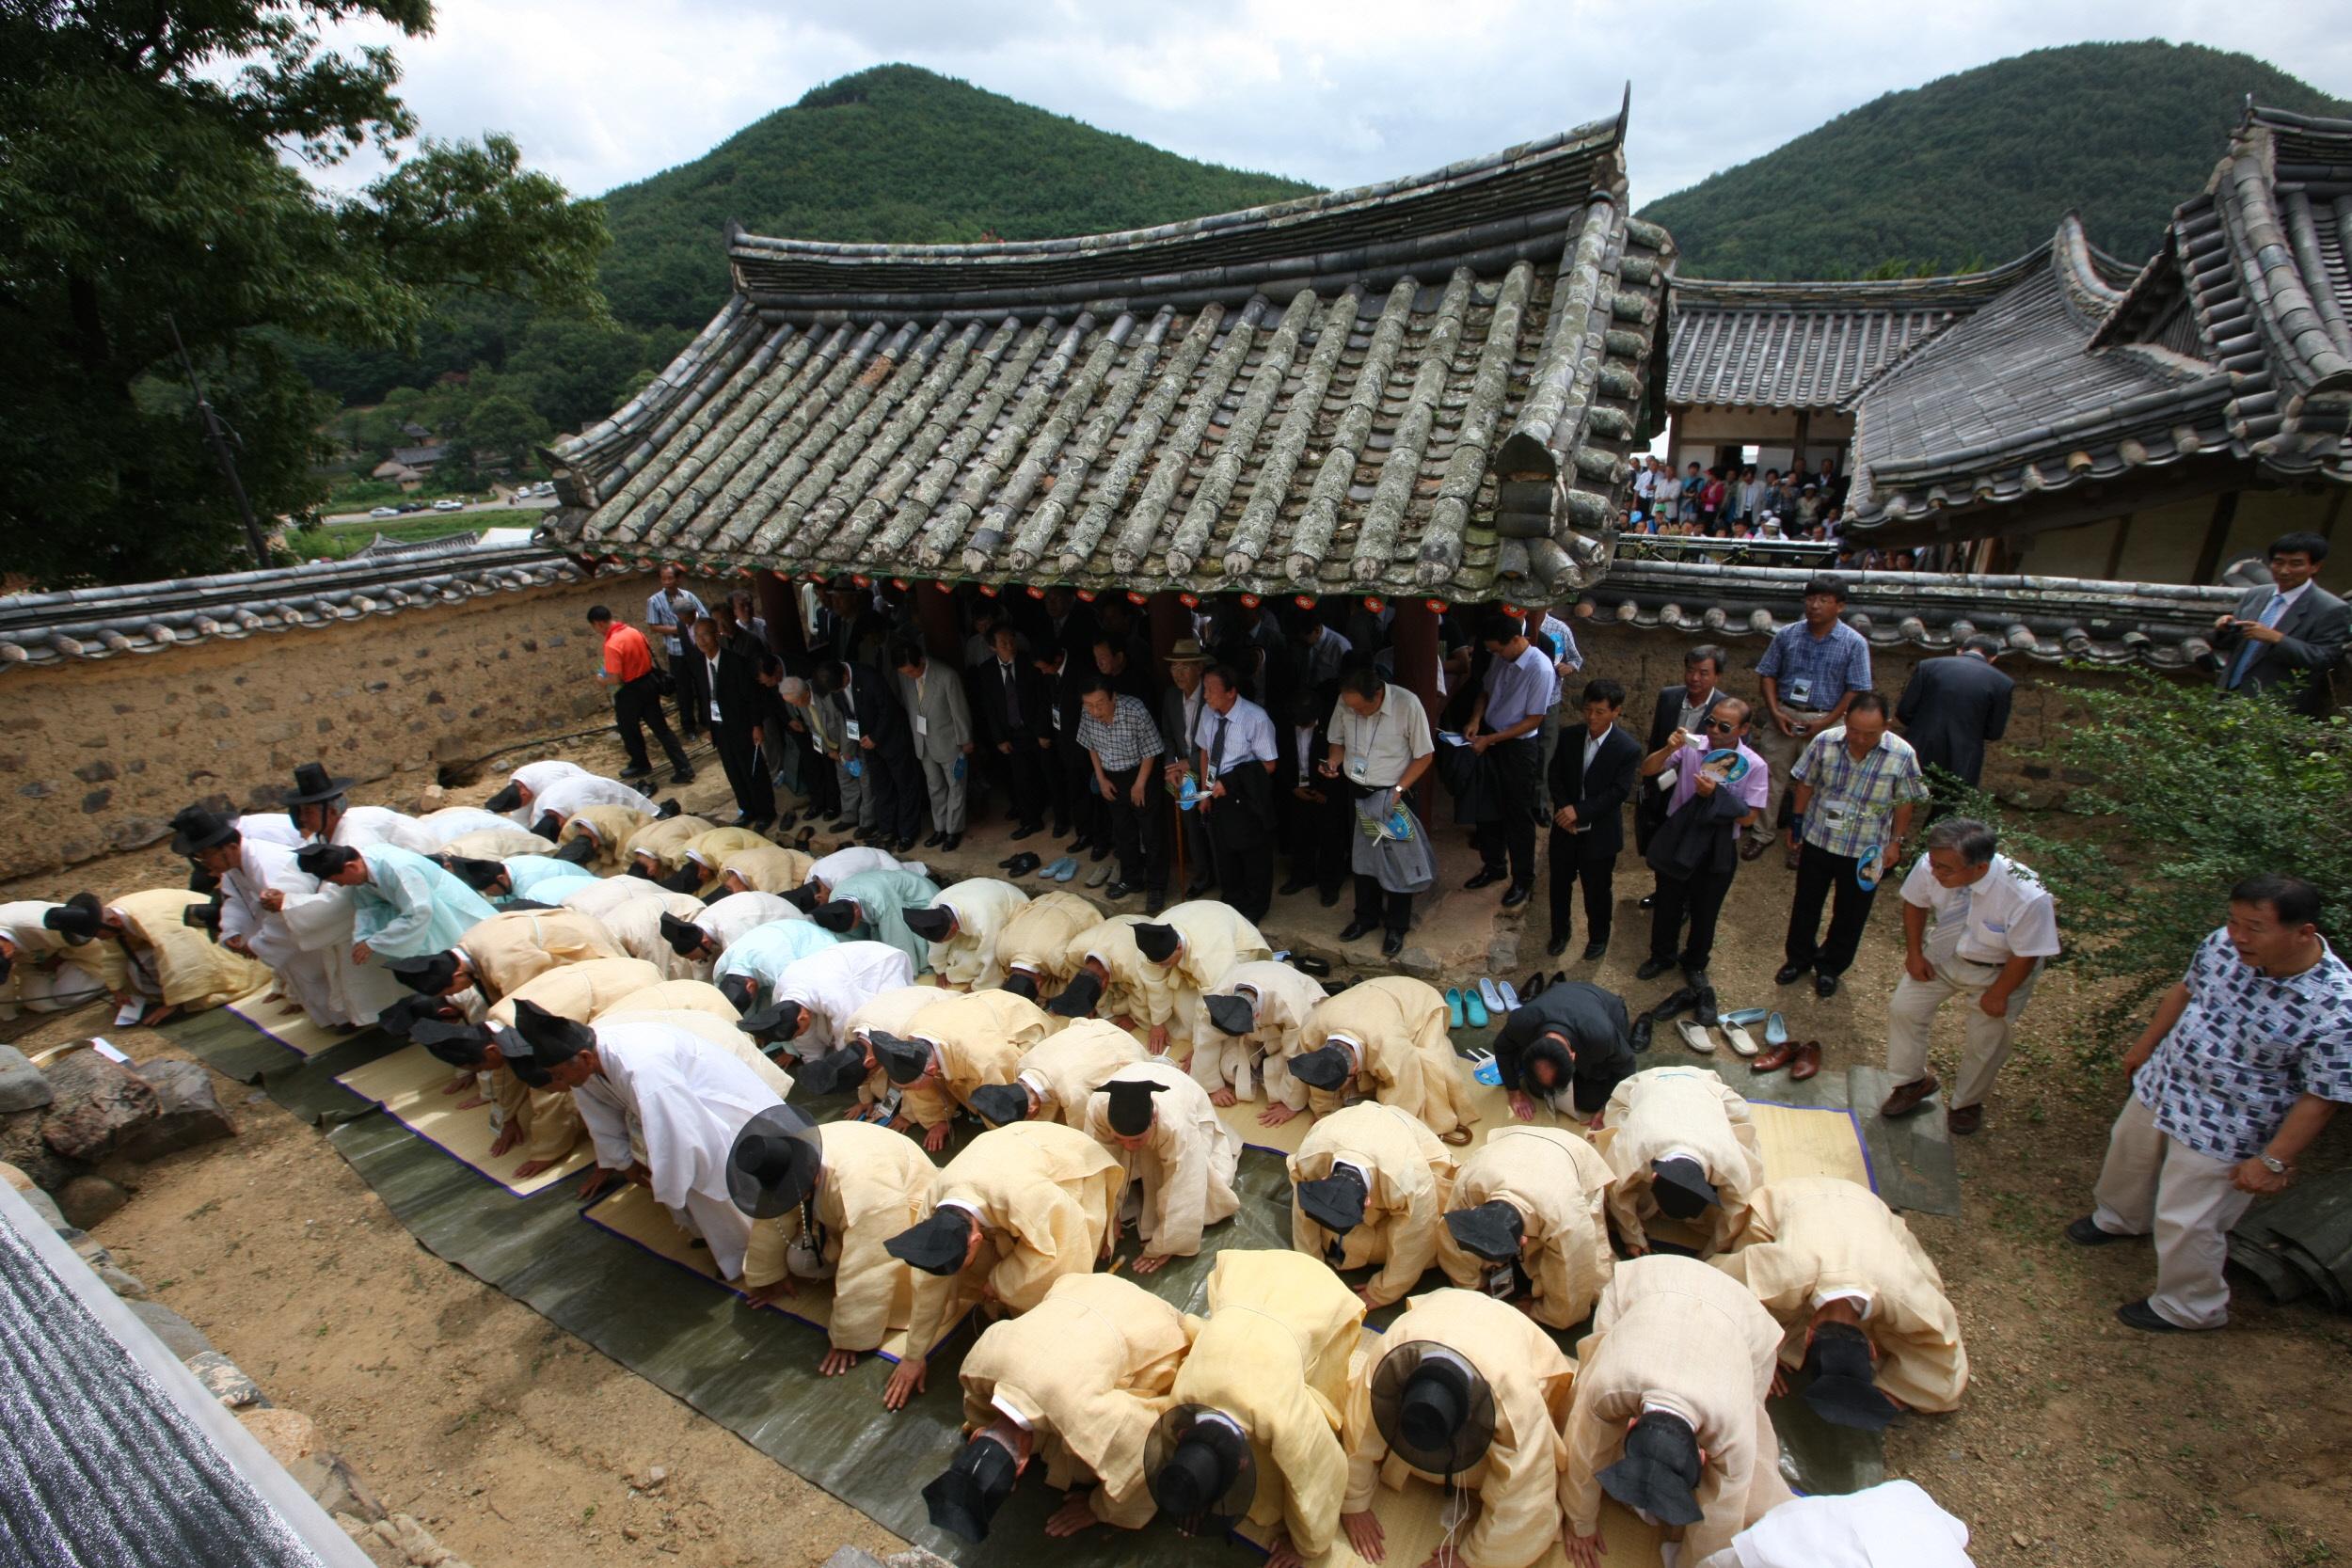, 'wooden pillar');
756,570,803,661
1663,407,1684,474
1790,410,1811,474
1391,597,1443,819
1147,590,1188,665
916,579,962,666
